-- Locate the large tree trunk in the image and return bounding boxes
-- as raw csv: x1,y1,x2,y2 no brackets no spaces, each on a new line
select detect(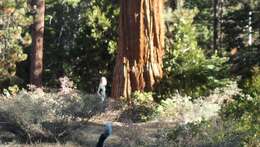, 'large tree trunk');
30,0,45,87
111,0,164,99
